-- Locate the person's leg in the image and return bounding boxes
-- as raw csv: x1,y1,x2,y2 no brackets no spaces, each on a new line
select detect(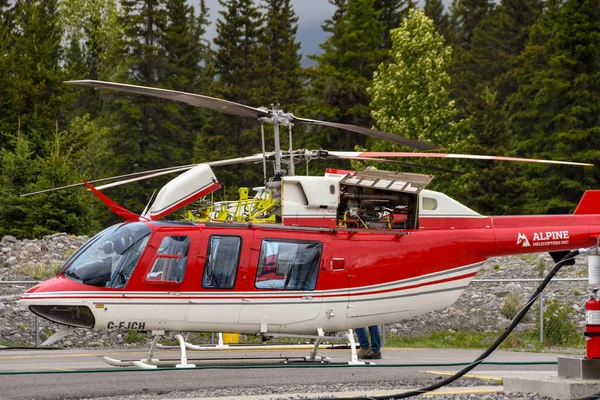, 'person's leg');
368,325,381,353
355,327,371,358
355,327,370,349
362,325,382,359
